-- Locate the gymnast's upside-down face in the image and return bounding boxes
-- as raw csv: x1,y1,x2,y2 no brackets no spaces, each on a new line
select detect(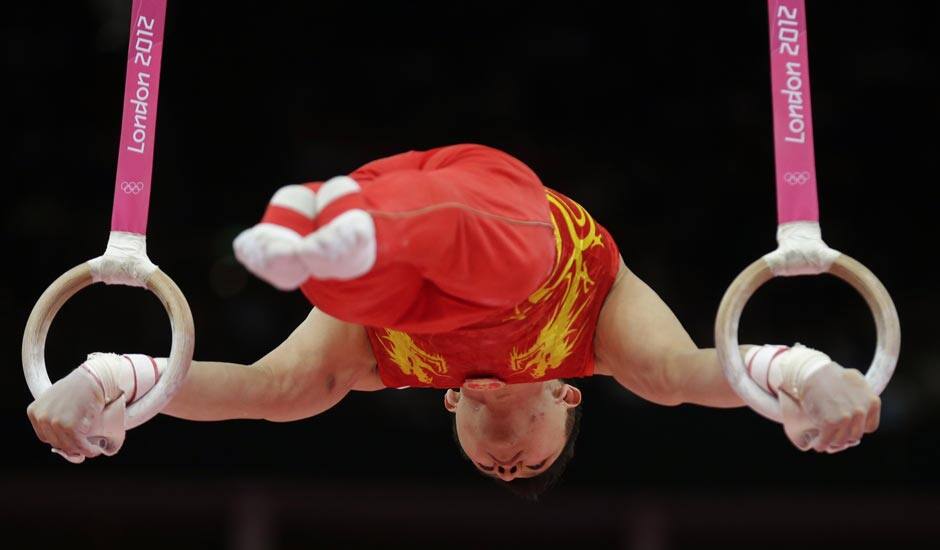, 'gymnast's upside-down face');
445,380,582,481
